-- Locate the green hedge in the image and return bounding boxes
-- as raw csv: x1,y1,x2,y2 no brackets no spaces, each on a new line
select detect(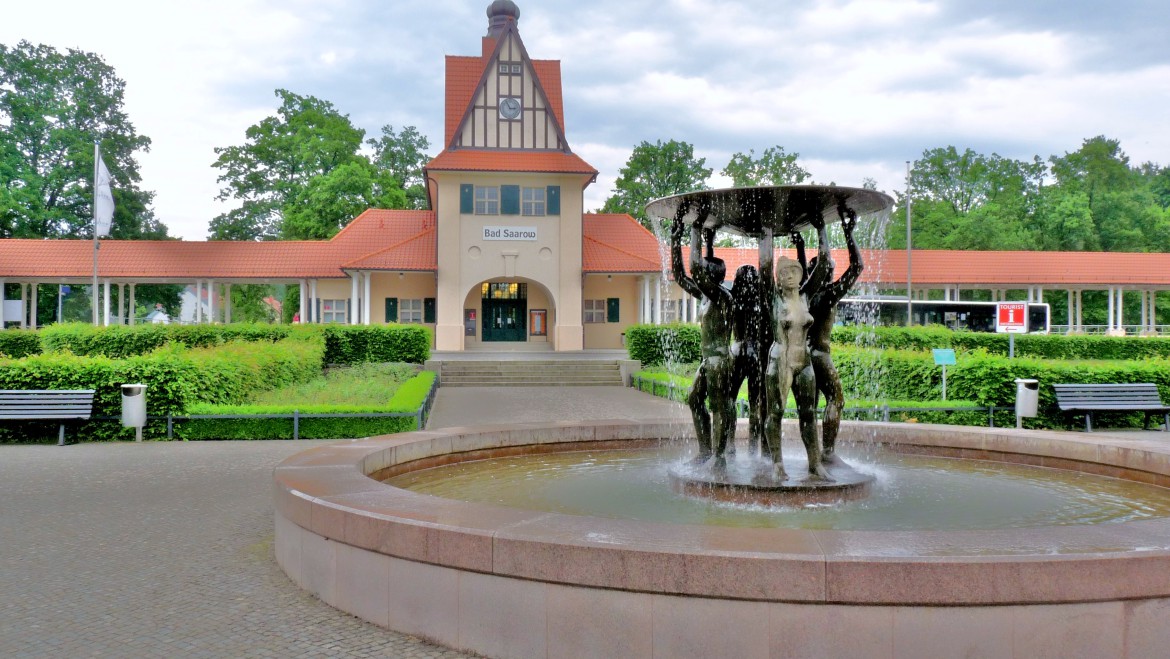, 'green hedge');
38,322,297,358
831,325,1170,361
0,330,42,358
0,338,324,442
625,324,701,366
321,325,431,365
181,370,437,439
